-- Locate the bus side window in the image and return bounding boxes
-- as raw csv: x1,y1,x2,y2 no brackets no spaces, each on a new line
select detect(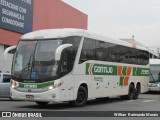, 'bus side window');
65,36,81,67
108,43,119,62
144,51,149,65
128,48,136,64
134,49,139,64
119,46,127,63
60,50,72,76
138,50,146,65
95,41,108,61
79,38,95,63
